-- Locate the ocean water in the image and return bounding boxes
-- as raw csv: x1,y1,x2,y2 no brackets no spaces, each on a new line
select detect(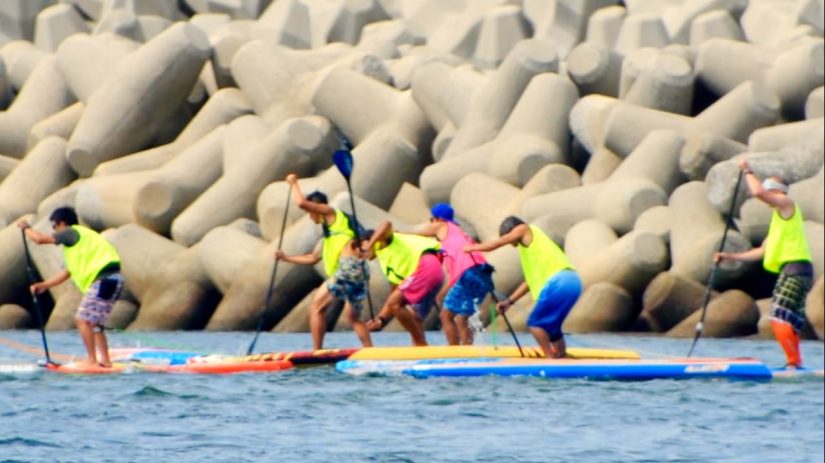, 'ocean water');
0,330,822,463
